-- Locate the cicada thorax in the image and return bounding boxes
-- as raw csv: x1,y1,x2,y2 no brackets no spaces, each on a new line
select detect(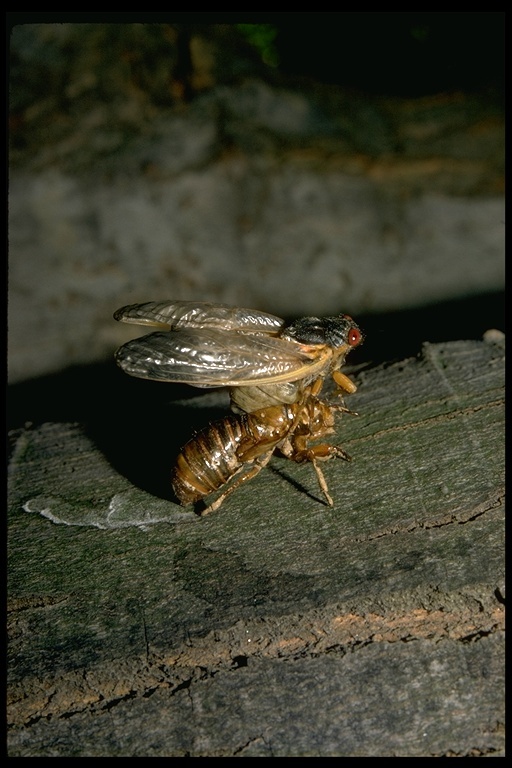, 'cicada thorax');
229,380,301,414
276,393,335,459
171,403,299,506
